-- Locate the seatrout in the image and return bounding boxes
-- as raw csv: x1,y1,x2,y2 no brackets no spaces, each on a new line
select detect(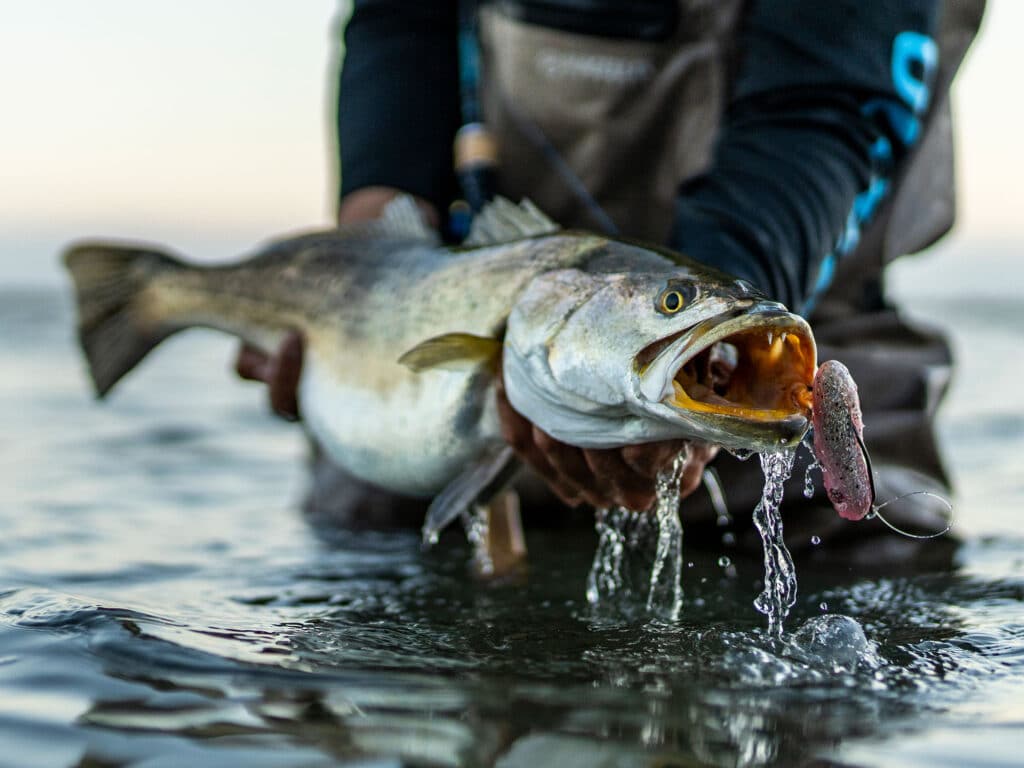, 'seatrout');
64,197,818,533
